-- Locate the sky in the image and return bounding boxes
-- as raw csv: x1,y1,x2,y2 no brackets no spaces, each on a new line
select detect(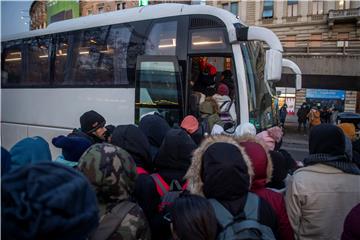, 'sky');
1,0,32,37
